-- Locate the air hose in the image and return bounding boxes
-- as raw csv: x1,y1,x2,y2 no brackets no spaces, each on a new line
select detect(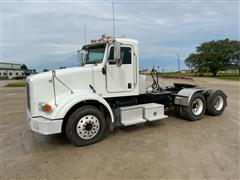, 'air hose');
151,66,163,92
